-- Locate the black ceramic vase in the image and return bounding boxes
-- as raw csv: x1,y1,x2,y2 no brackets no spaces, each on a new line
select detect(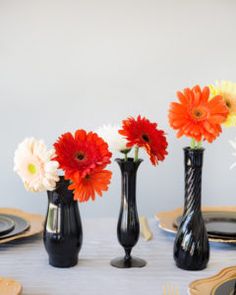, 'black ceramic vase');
110,158,146,268
43,176,83,268
173,147,209,270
